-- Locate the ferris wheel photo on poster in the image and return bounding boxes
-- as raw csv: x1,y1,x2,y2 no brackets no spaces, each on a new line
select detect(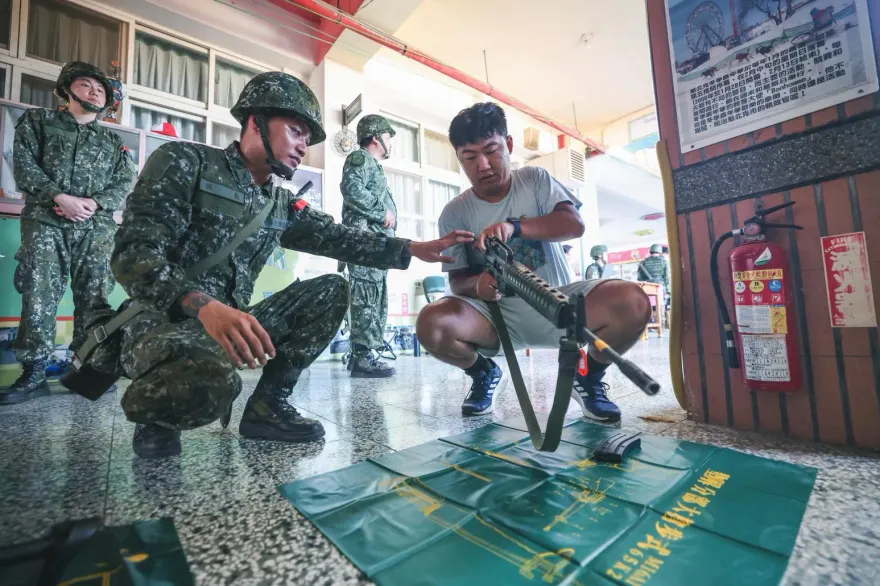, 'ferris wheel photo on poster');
663,0,878,153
